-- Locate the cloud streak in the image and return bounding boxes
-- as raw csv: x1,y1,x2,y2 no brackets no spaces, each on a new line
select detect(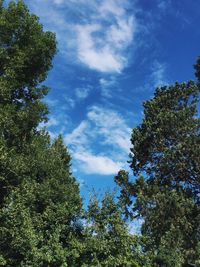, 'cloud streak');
151,60,168,87
64,105,131,175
